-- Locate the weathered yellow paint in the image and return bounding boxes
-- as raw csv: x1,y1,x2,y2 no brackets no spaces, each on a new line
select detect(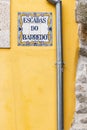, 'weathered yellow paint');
0,0,78,130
